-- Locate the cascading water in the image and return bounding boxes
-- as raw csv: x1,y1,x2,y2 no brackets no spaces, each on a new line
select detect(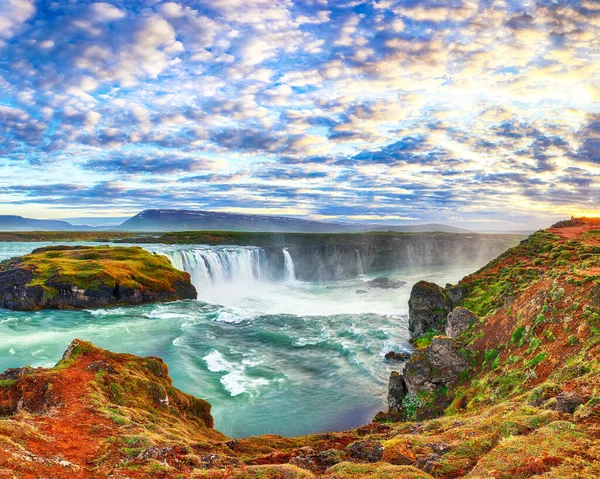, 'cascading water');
282,248,296,282
355,249,364,275
165,247,266,291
